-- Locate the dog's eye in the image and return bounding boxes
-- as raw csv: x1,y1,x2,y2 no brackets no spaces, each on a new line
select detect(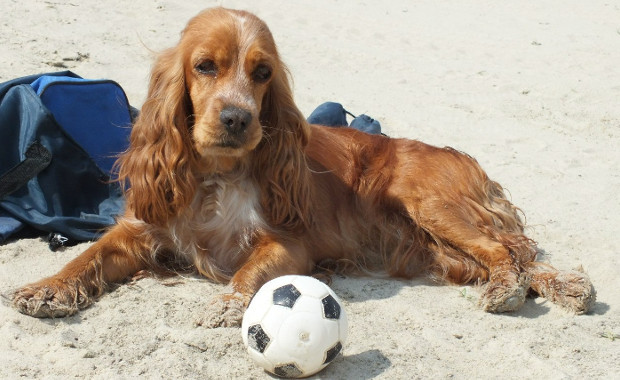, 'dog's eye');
252,64,272,83
196,60,217,76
